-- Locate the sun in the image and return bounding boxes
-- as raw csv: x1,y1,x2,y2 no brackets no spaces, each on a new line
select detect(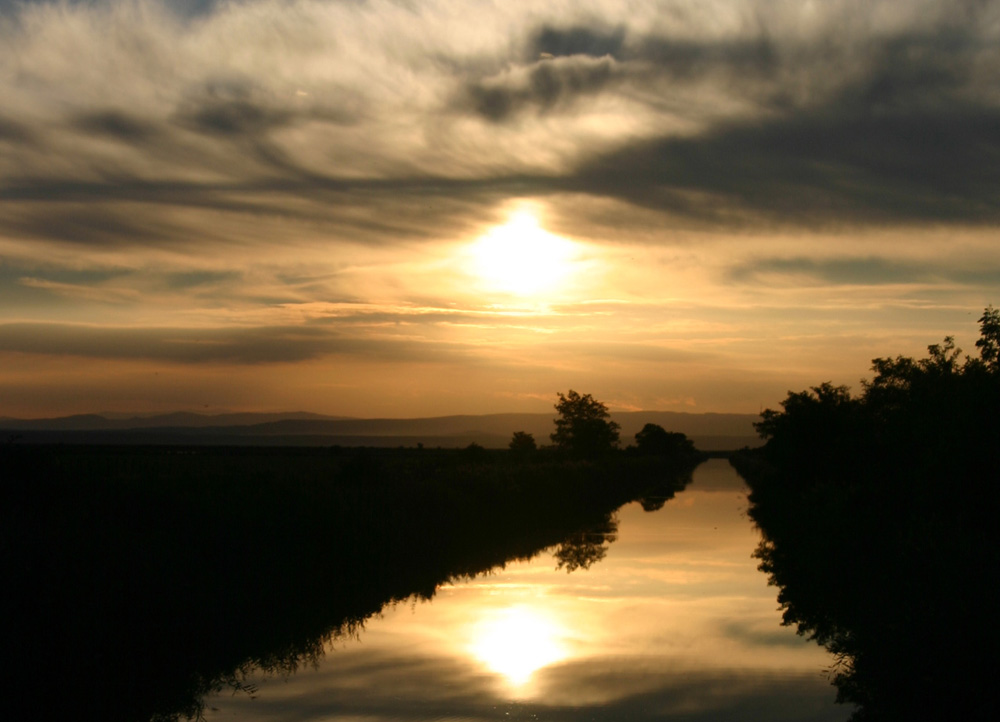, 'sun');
468,605,569,689
468,211,577,297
